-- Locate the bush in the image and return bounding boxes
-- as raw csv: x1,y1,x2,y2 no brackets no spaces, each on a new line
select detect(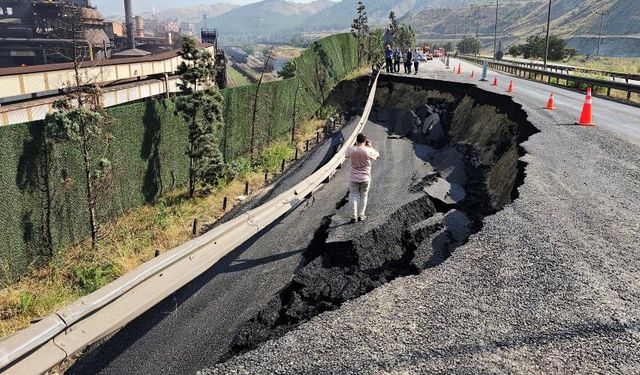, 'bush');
8,291,34,316
508,45,521,57
457,37,480,55
72,263,116,293
510,35,572,61
225,155,255,181
259,142,294,173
